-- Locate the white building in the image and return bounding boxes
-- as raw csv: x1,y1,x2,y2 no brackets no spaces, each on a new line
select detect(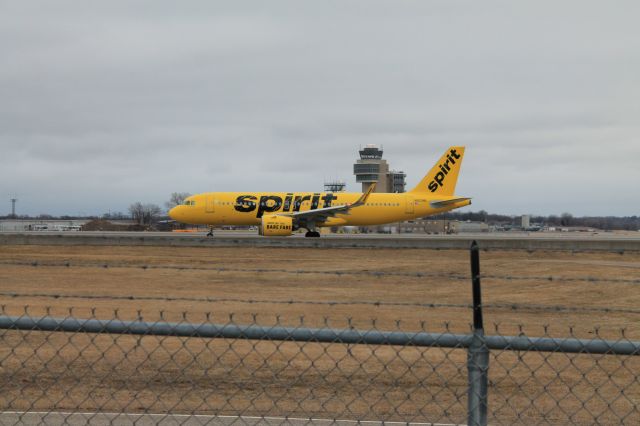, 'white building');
449,221,490,233
0,219,89,232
